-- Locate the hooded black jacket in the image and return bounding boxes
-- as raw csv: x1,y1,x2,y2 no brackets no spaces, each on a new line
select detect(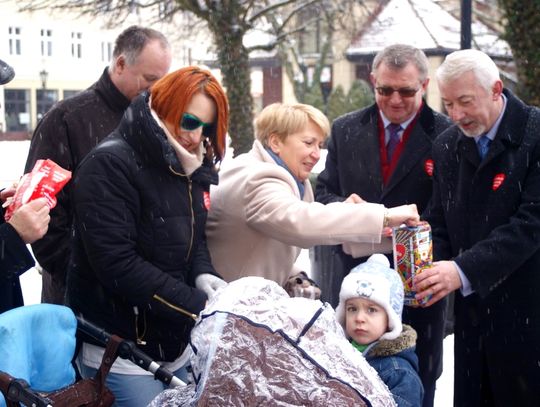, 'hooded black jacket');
67,93,220,361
